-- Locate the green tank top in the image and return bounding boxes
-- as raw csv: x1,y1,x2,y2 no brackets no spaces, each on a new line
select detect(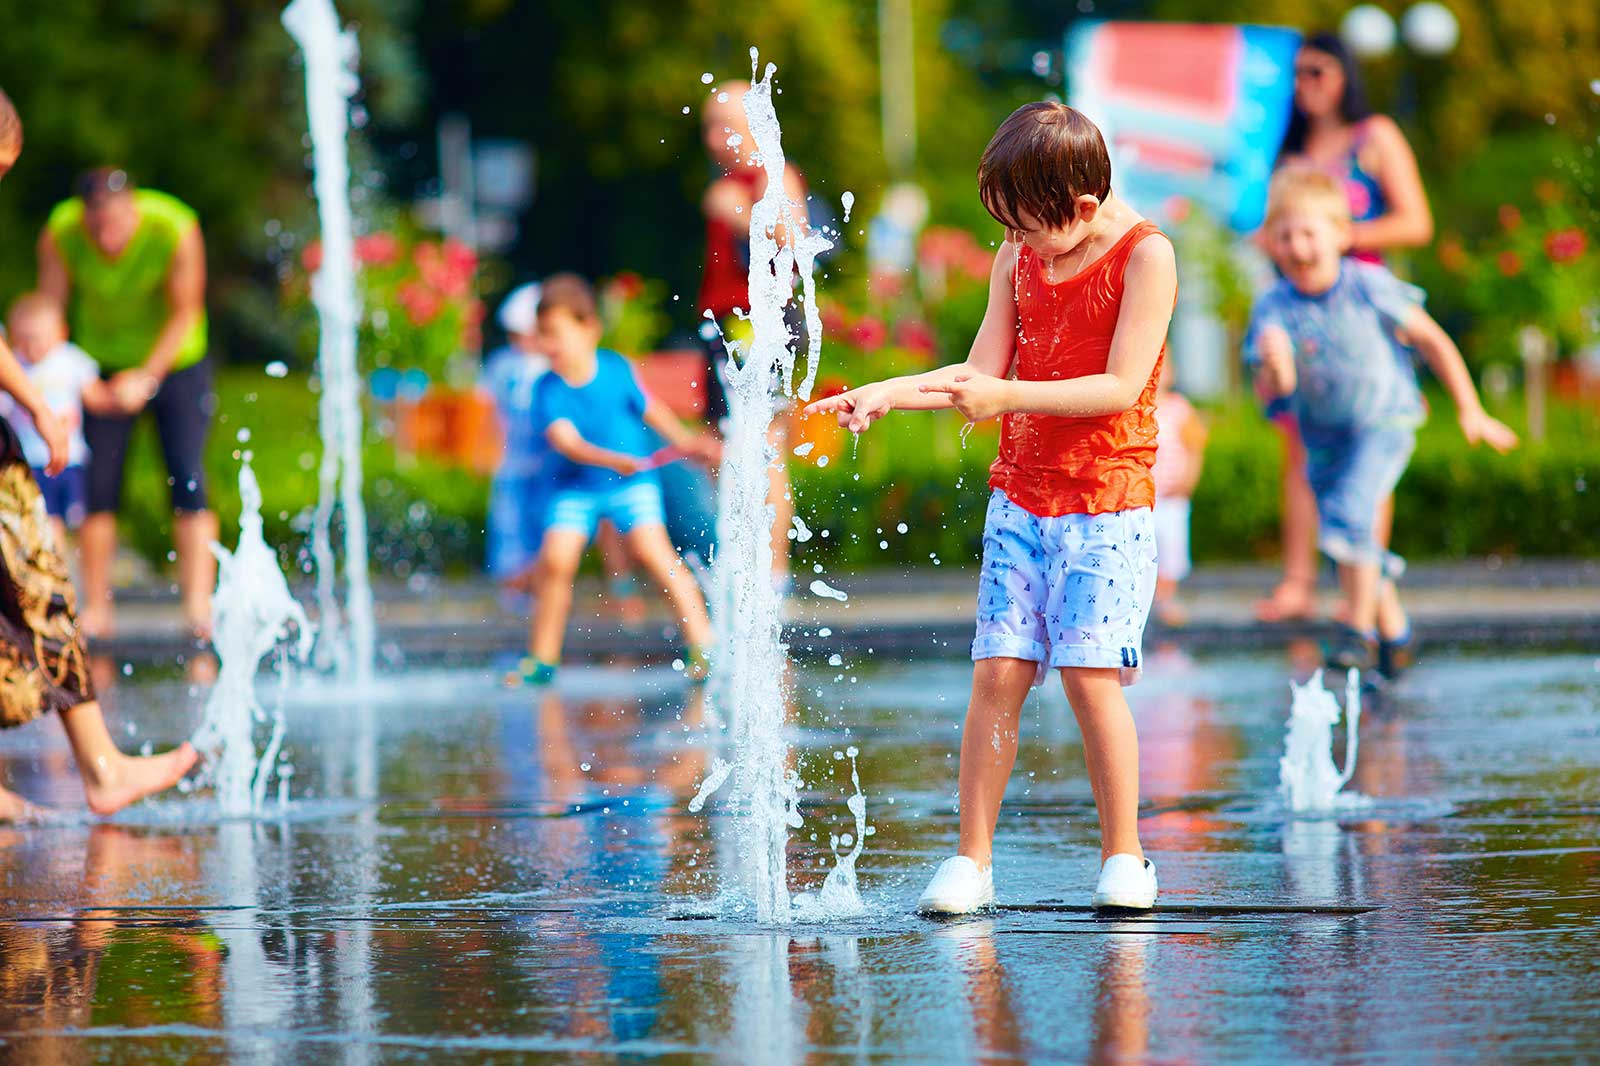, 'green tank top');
46,189,207,373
